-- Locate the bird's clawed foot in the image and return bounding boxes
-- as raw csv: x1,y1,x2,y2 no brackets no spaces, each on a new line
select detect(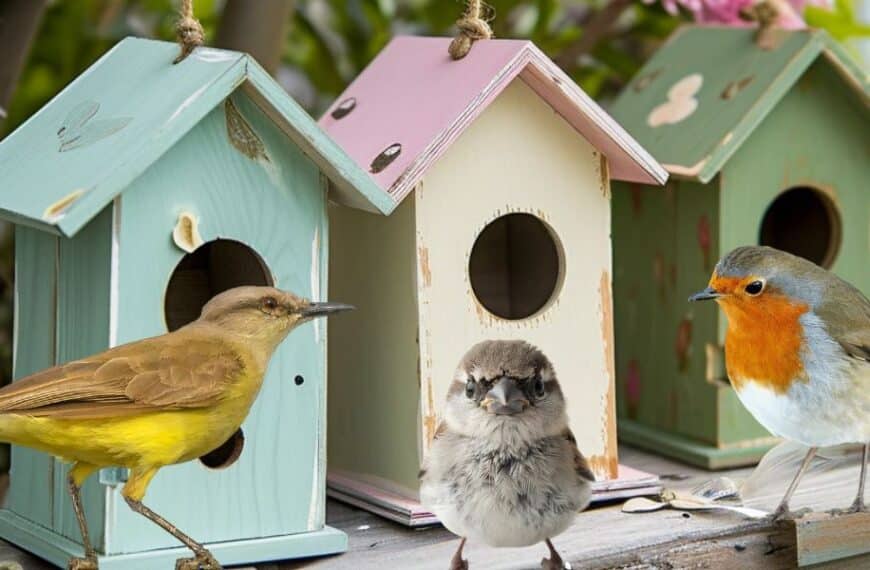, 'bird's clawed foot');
770,504,811,522
67,556,98,570
541,539,567,570
829,496,866,516
449,537,468,570
175,550,222,570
